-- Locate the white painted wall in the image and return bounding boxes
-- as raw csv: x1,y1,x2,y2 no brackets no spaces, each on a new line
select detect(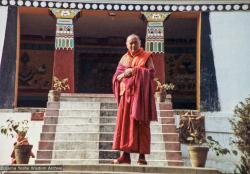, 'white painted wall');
0,6,8,67
0,111,43,164
210,12,250,113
